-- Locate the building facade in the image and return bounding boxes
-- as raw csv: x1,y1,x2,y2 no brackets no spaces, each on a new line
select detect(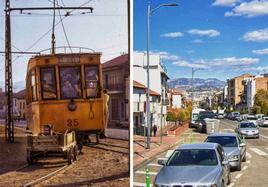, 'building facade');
102,54,129,139
133,52,169,131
